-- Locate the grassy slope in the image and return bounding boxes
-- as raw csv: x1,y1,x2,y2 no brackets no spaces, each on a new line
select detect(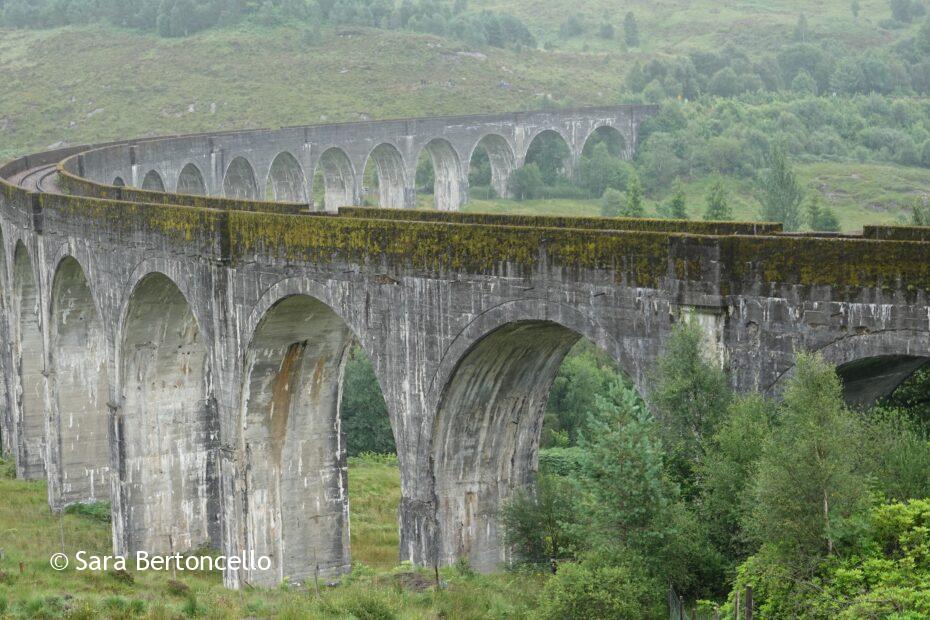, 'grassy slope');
0,457,544,619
